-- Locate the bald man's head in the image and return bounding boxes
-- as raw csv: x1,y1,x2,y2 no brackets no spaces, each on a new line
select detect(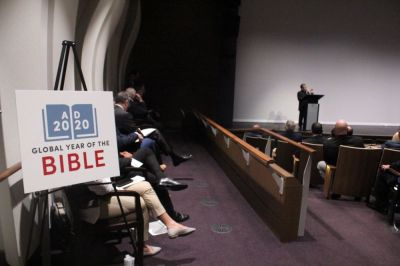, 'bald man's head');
334,119,348,136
